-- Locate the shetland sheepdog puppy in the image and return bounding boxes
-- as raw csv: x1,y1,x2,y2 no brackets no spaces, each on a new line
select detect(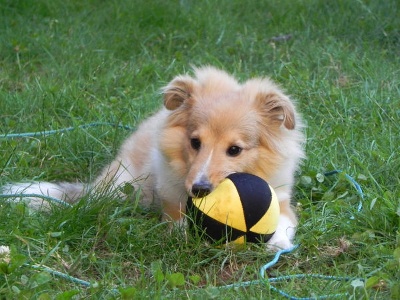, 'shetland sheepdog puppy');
3,67,304,251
